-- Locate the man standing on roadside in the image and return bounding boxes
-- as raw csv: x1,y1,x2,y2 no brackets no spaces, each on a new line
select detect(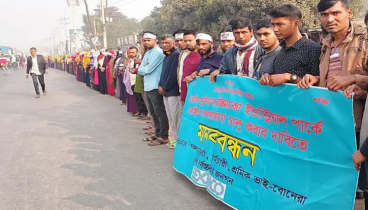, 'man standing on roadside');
159,34,181,148
138,32,169,146
26,47,48,98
